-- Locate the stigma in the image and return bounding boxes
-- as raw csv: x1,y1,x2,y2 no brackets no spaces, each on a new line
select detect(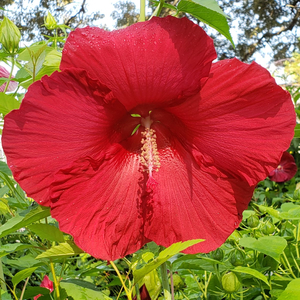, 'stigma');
140,116,160,191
